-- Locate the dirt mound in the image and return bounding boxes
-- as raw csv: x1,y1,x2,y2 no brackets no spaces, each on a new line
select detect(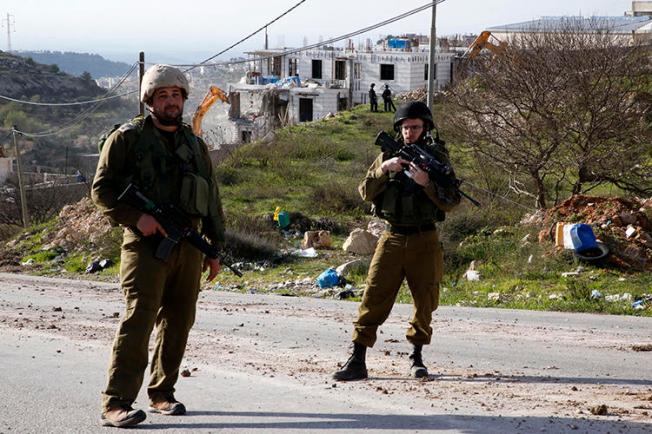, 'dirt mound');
48,197,114,251
542,195,652,270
